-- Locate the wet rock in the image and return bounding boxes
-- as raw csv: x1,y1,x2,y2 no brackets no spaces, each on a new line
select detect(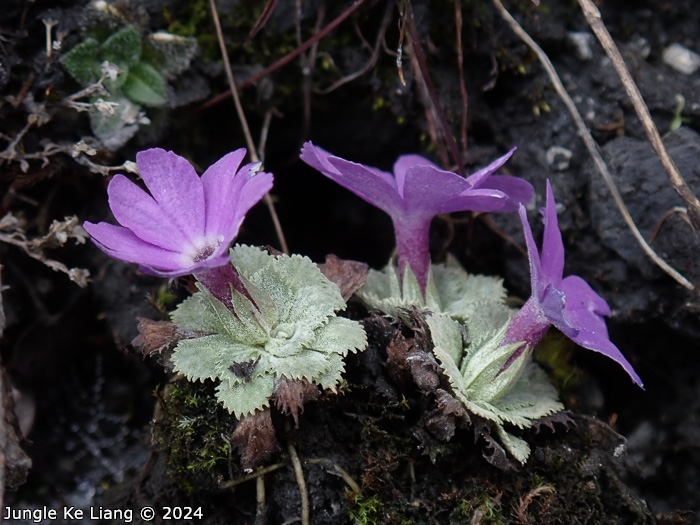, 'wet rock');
588,127,700,279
